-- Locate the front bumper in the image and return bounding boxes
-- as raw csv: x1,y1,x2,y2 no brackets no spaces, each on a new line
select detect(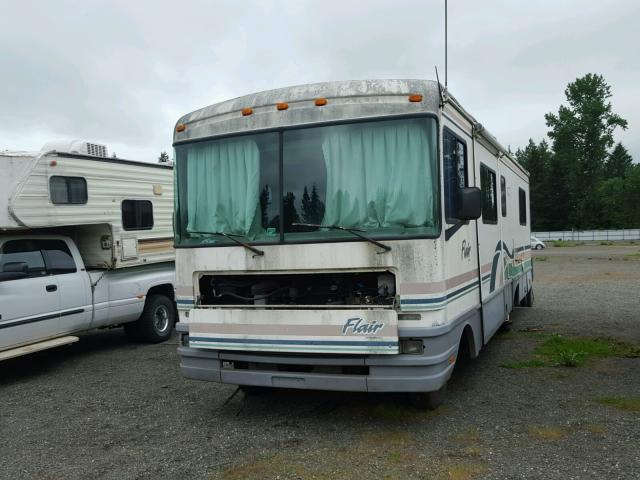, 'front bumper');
176,319,467,393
